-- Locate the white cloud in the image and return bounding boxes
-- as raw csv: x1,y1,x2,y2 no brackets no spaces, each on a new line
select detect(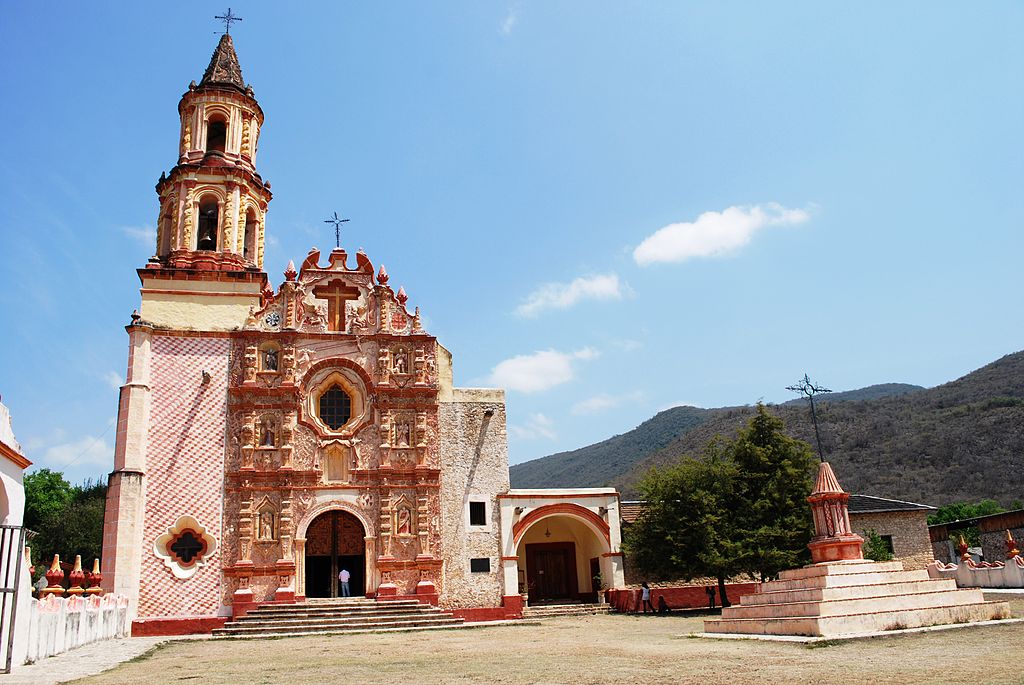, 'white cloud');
42,435,113,469
508,413,556,441
120,225,156,246
487,348,599,393
571,390,644,416
102,371,123,391
633,203,810,266
501,6,519,35
515,273,627,318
